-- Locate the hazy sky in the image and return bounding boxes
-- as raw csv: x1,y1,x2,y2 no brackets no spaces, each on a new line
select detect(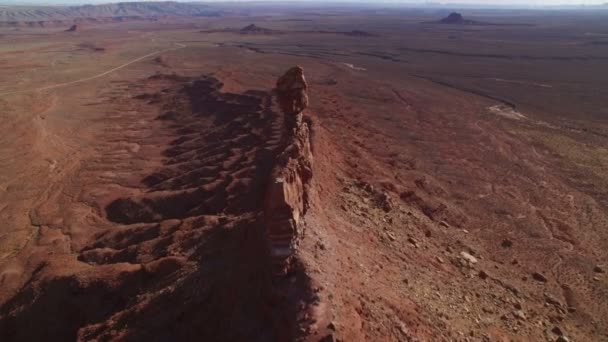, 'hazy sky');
2,0,607,6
